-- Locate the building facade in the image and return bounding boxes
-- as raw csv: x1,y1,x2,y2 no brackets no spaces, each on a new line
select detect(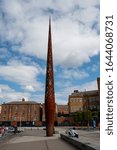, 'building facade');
68,90,100,113
56,105,69,115
68,90,84,113
83,90,100,111
0,99,42,127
